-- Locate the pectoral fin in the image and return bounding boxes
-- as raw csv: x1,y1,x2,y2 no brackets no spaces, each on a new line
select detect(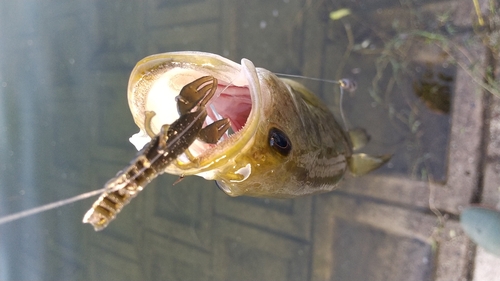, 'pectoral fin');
348,128,370,151
347,153,392,176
